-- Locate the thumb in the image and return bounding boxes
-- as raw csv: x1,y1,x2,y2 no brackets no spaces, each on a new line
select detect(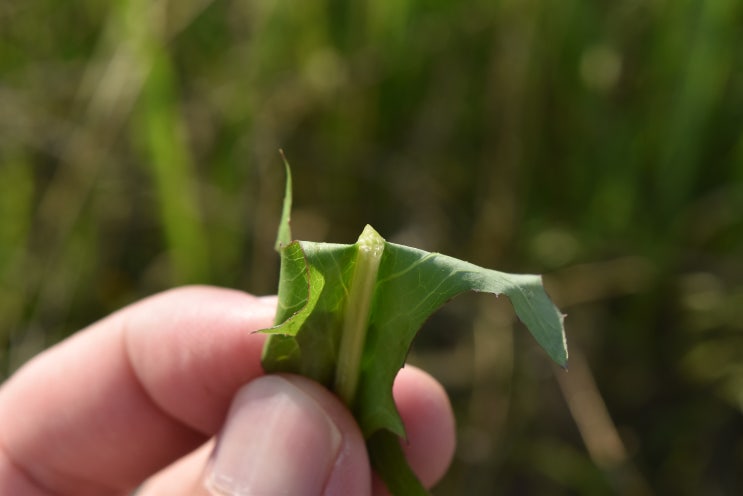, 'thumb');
138,375,372,496
204,374,372,496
